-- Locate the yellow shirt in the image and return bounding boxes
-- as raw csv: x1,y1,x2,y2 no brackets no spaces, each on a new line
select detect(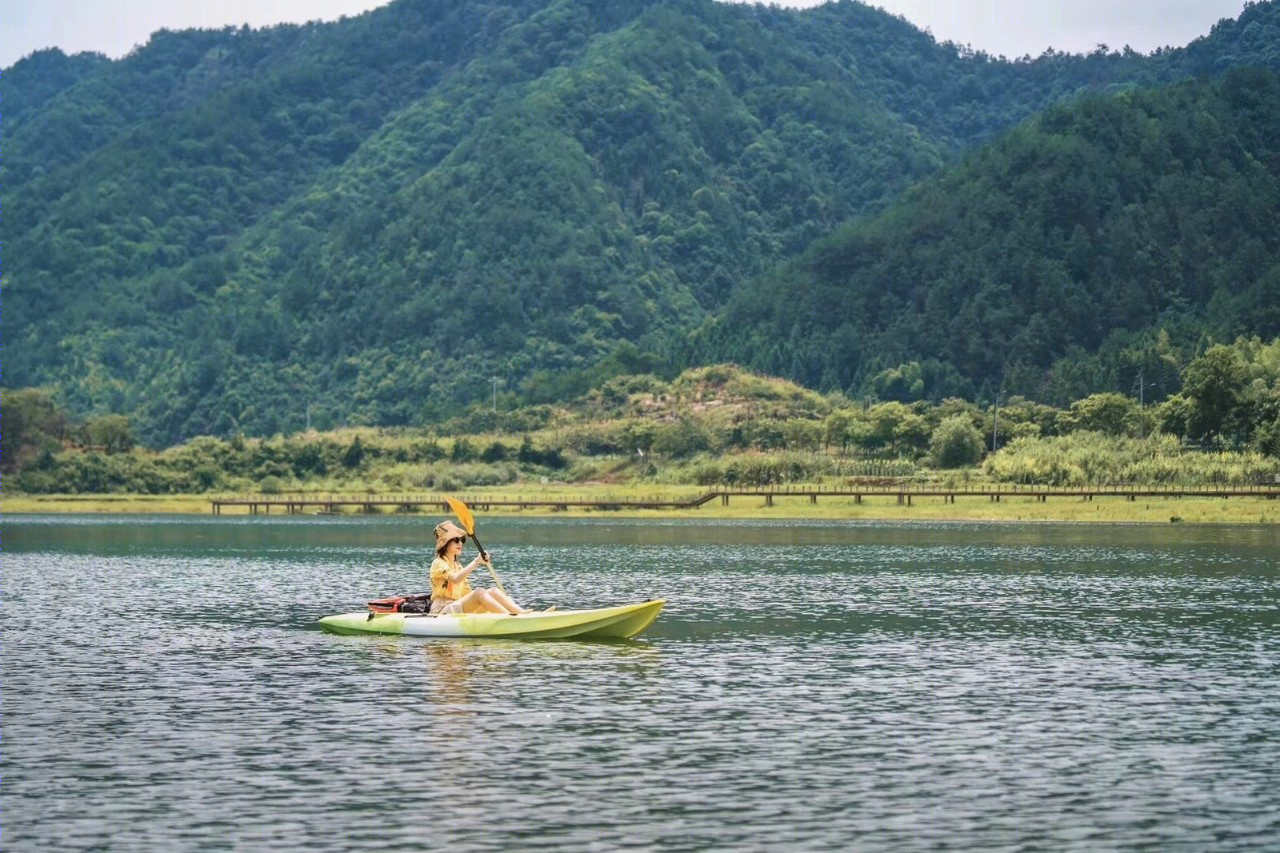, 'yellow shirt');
431,555,471,601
